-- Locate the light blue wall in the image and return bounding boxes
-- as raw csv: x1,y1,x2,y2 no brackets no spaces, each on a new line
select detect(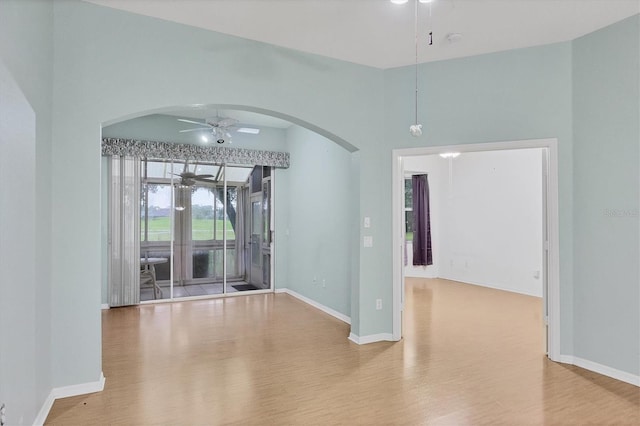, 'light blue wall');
51,0,383,386
282,125,353,316
0,0,53,423
0,0,634,399
274,166,290,290
573,15,640,375
383,42,575,344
